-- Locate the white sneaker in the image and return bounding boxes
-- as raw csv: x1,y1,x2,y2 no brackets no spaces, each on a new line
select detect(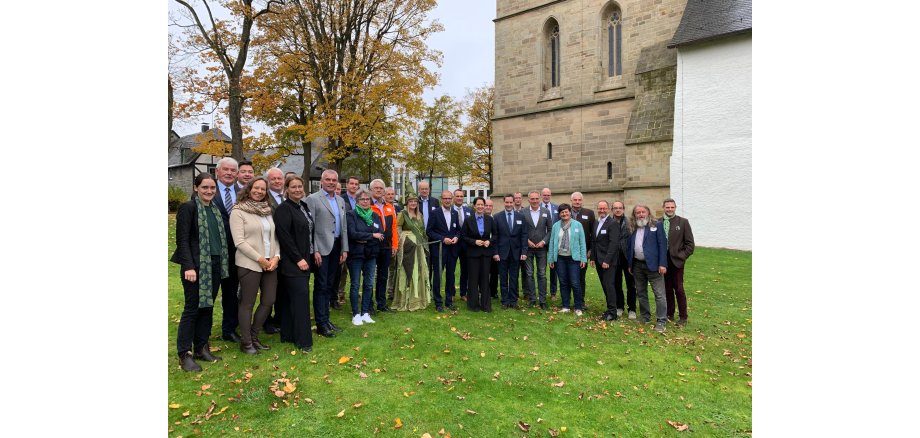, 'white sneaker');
616,309,624,317
361,313,375,324
351,314,364,326
628,311,637,320
574,309,583,316
559,308,571,313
